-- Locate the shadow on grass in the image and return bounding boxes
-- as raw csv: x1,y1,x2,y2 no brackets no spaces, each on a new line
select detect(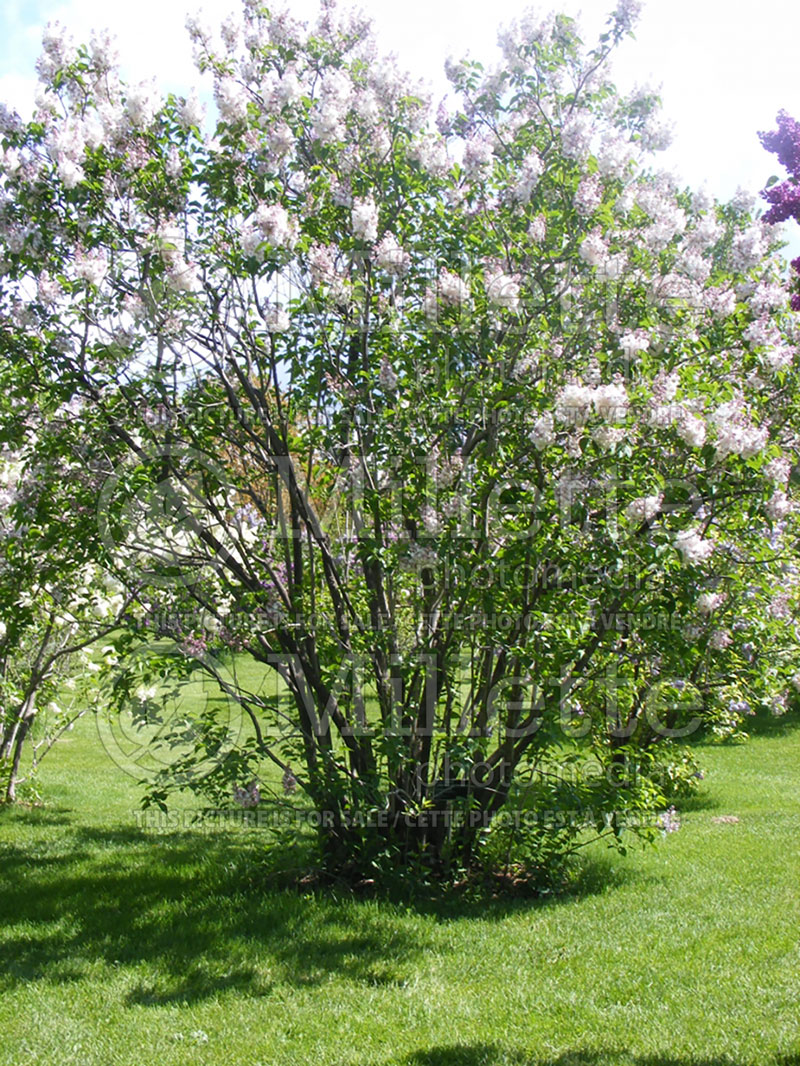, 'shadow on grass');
562,849,658,900
672,787,719,814
284,845,657,925
685,711,800,746
398,1045,800,1066
743,709,800,739
0,804,75,828
0,809,661,1005
0,823,421,1005
391,849,662,925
